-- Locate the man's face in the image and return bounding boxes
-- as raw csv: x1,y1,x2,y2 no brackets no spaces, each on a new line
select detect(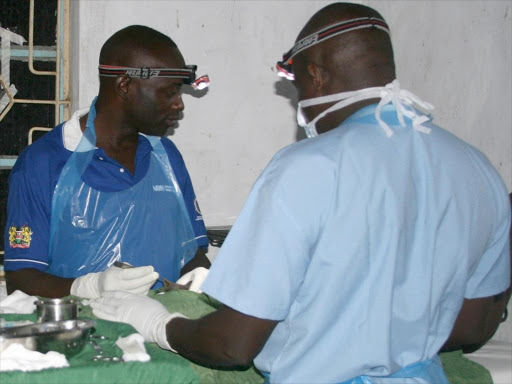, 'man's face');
125,47,186,137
